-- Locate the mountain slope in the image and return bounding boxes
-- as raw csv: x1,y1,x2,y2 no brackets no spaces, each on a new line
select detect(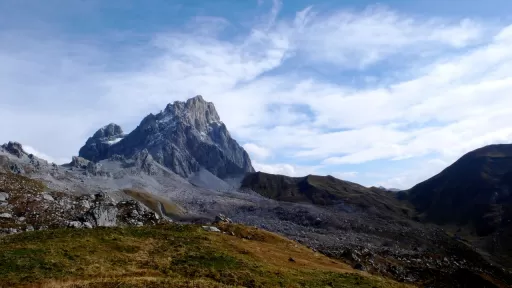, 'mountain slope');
79,95,254,179
407,144,512,233
241,172,413,218
0,224,412,288
406,144,512,267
